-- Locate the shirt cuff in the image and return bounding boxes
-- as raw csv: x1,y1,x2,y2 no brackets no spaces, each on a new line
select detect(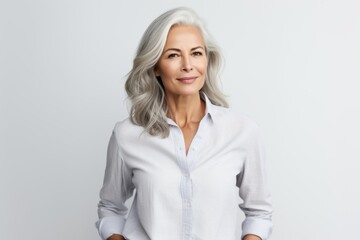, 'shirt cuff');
95,215,126,240
241,217,273,240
